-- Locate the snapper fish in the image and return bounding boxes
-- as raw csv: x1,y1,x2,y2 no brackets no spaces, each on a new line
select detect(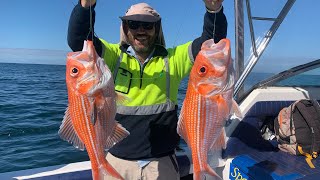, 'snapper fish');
177,38,241,180
58,40,129,180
